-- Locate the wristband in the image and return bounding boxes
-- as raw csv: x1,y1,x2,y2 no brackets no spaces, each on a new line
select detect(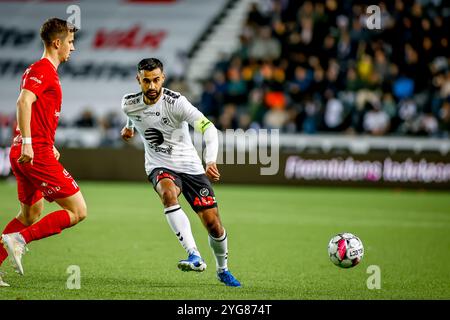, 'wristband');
22,137,32,144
